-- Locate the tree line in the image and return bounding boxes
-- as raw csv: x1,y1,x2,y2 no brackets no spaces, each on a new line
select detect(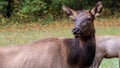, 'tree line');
0,0,120,23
